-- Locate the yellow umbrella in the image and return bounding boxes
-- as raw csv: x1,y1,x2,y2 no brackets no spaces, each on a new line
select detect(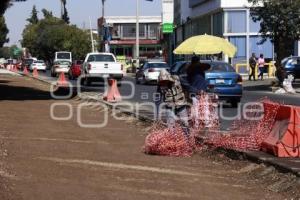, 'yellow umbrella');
173,34,237,58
